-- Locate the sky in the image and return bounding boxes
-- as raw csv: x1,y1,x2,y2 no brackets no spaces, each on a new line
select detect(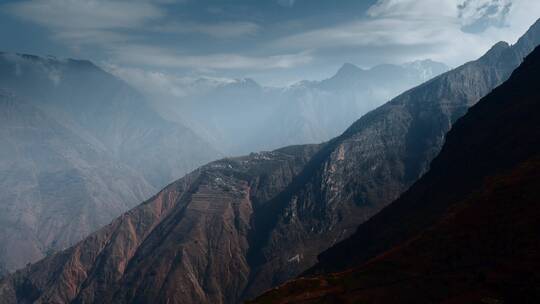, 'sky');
0,0,539,86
